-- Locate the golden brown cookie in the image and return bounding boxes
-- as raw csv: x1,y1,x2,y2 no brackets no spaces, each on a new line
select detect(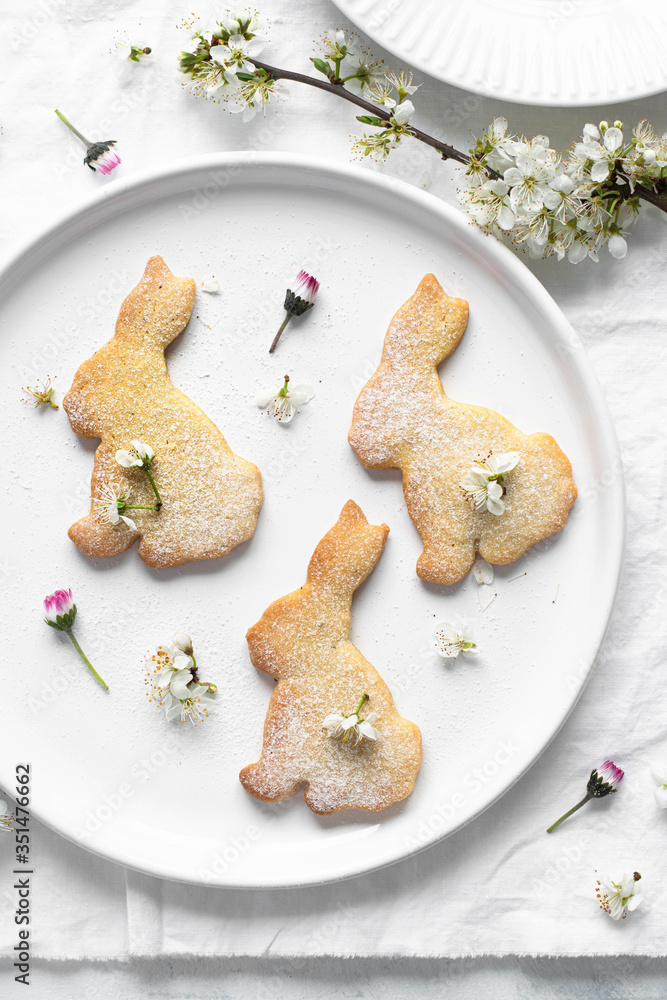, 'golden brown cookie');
240,500,422,815
348,274,577,585
64,256,263,568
